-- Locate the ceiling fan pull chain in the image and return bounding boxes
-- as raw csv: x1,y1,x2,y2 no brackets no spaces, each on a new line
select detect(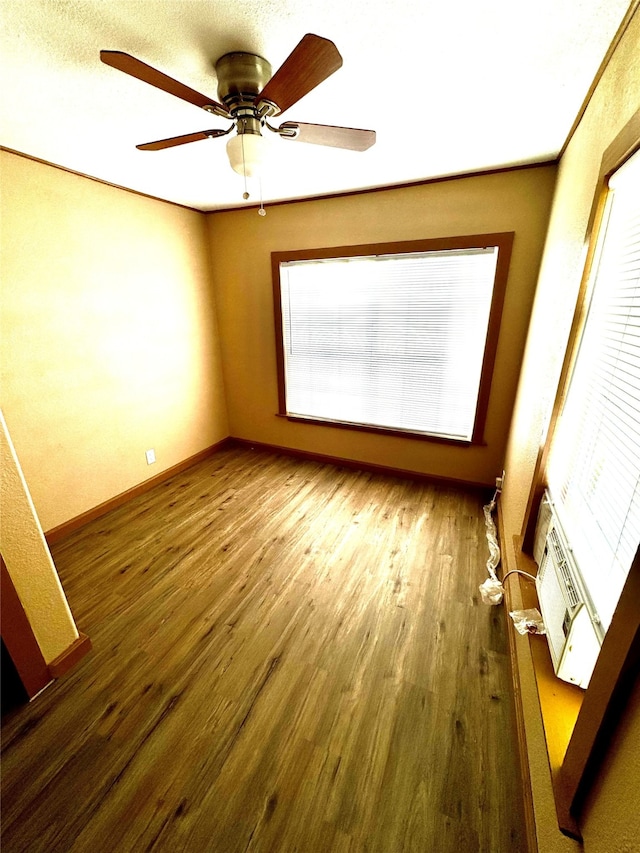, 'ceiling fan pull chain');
240,122,250,200
259,178,266,217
